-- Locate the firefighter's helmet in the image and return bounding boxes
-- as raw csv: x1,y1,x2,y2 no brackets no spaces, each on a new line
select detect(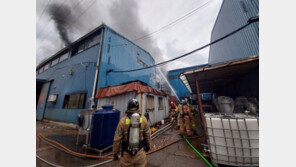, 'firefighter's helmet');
127,98,139,113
